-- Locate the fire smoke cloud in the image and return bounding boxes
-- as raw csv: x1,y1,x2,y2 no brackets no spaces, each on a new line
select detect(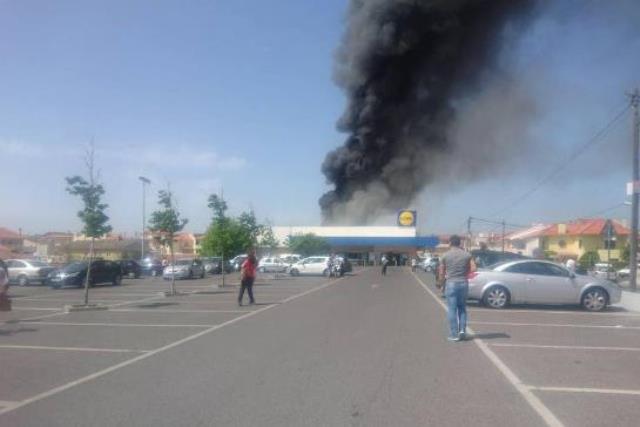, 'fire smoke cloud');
320,0,539,224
